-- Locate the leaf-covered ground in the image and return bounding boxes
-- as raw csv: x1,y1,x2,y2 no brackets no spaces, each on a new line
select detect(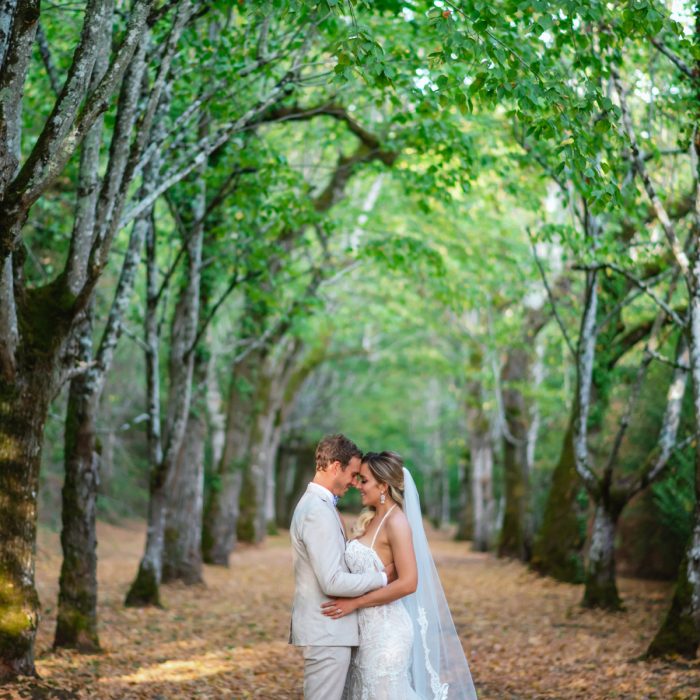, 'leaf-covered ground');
2,520,699,699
